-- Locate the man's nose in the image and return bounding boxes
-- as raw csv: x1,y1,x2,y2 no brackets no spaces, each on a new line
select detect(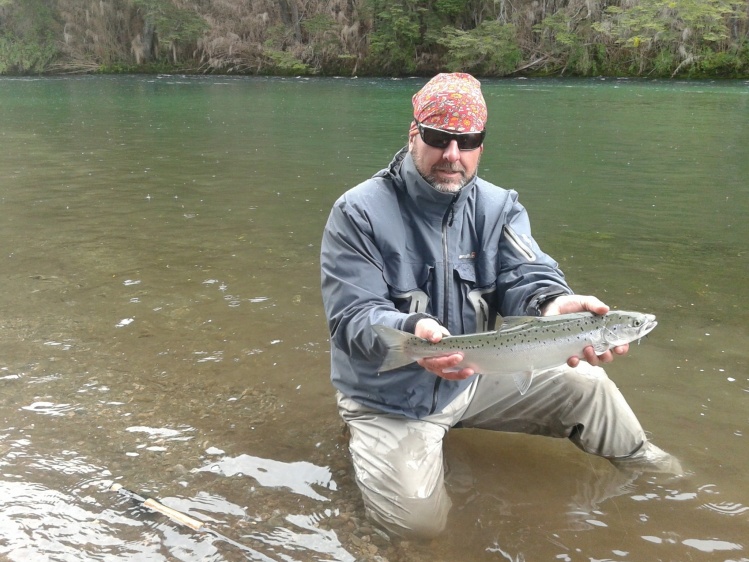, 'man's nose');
442,140,461,162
